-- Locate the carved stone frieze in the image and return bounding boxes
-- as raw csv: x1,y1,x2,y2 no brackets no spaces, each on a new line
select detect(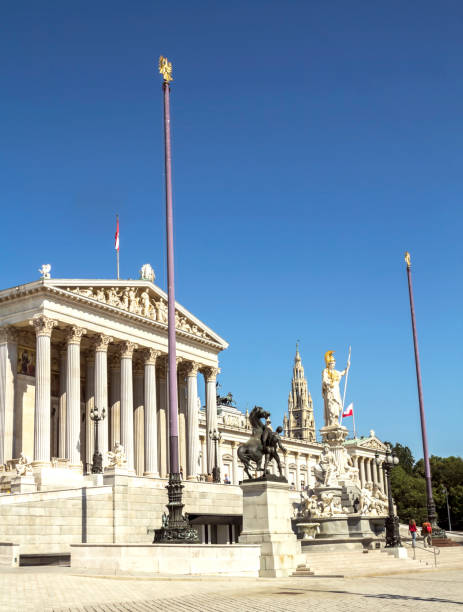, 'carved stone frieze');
65,285,213,341
30,315,58,338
